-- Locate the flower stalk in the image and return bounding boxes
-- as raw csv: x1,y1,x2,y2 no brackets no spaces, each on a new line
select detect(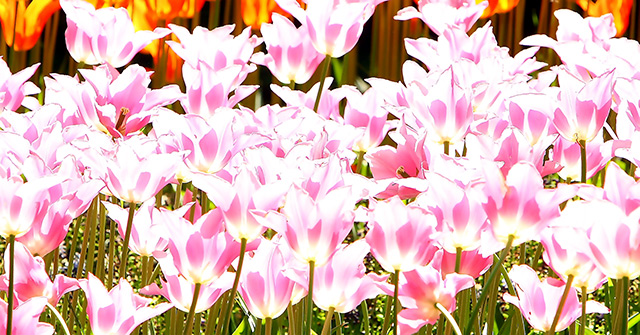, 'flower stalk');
217,238,248,335
183,283,202,335
547,274,574,334
118,203,136,279
313,57,331,113
6,234,15,335
305,260,316,335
